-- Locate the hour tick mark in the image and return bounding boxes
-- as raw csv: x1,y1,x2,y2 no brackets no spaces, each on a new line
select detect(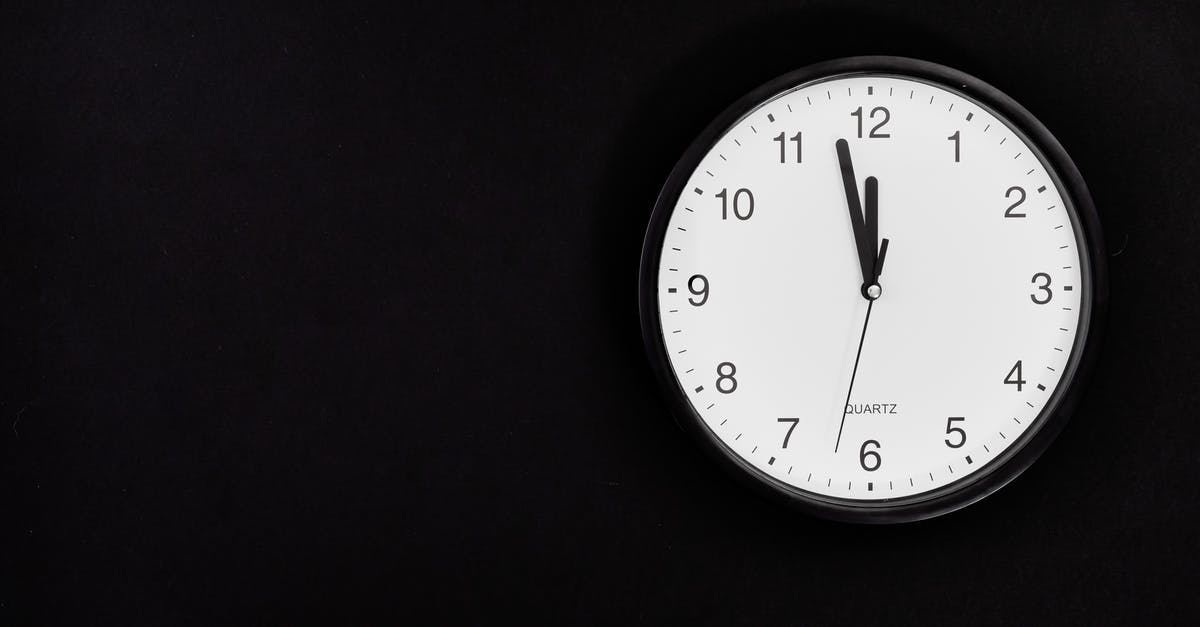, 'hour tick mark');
694,385,704,392
966,112,974,121
768,456,776,465
966,455,973,464
694,187,703,195
667,288,677,293
1037,383,1046,391
767,113,775,122
1063,286,1074,291
867,86,874,95
1038,185,1047,193
868,481,873,491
